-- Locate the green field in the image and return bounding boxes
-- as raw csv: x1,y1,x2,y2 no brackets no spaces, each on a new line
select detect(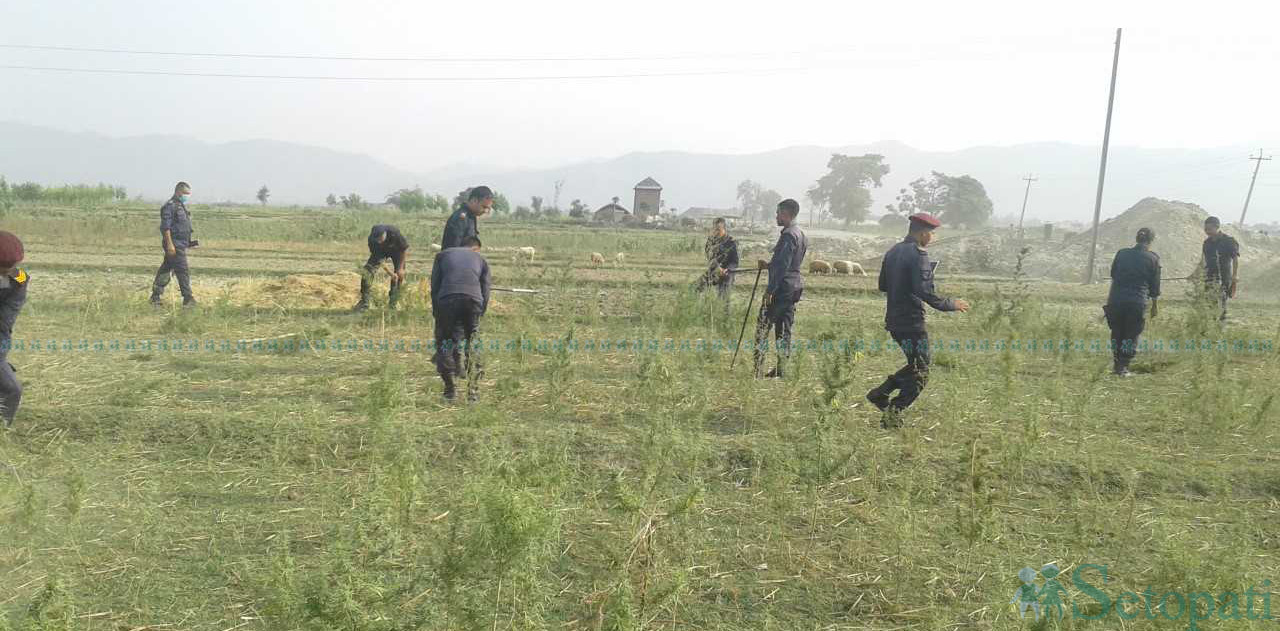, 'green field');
1,204,1278,630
